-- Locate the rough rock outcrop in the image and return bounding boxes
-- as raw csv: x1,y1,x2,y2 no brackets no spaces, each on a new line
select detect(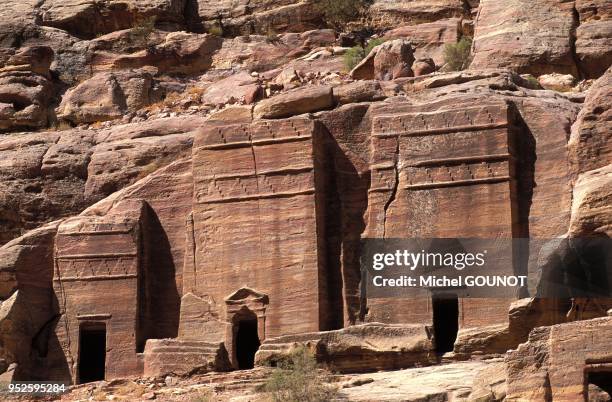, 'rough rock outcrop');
369,0,466,29
569,67,611,176
471,0,578,76
575,0,612,78
506,317,612,402
192,0,323,36
201,71,261,106
0,117,205,245
253,85,333,118
569,164,612,236
255,323,436,373
350,39,415,80
57,70,158,125
110,32,222,75
39,0,187,39
0,46,55,132
384,18,461,66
